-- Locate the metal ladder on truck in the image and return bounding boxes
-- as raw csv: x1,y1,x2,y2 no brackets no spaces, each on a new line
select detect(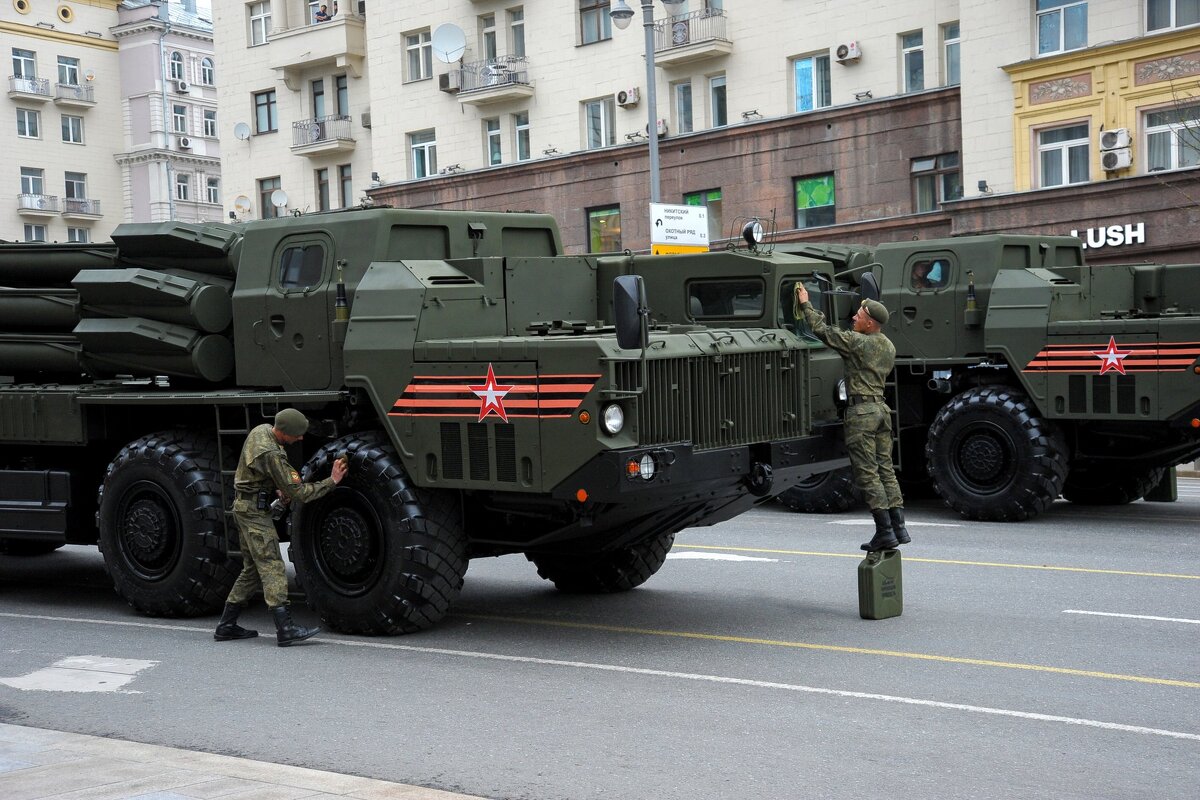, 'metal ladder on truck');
214,405,256,560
